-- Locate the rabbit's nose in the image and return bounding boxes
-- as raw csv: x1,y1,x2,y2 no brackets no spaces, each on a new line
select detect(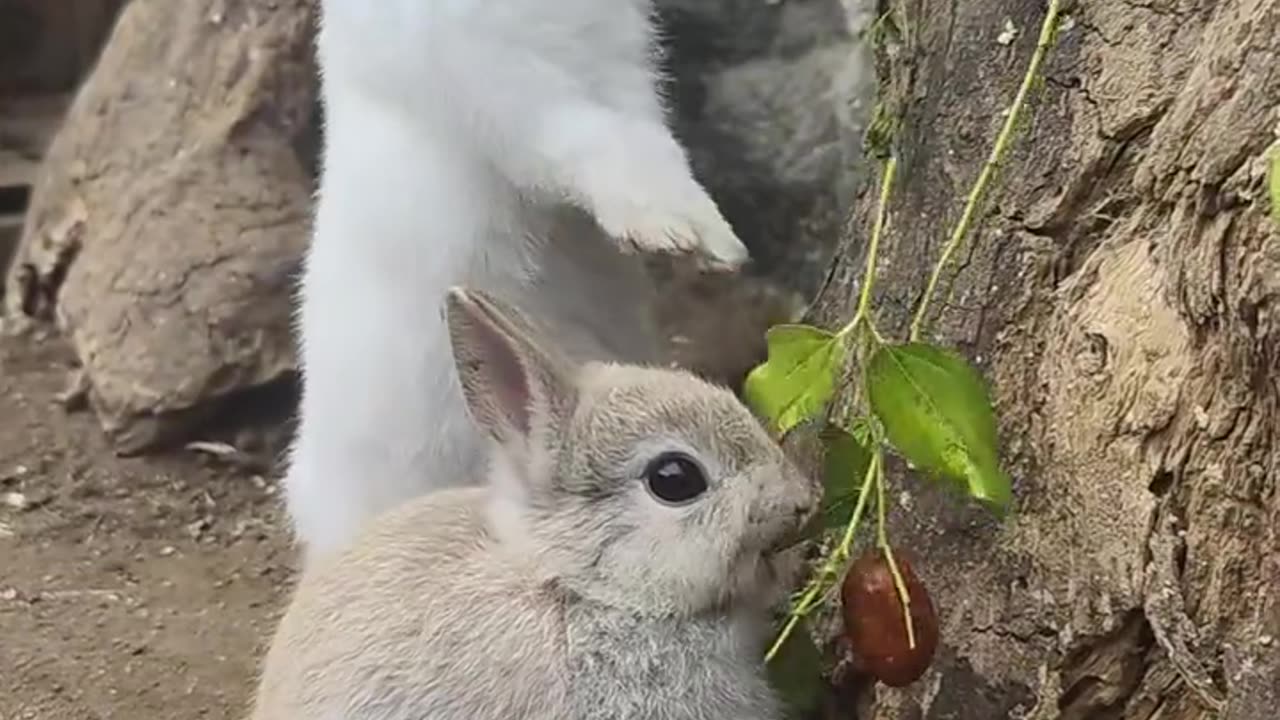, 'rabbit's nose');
770,502,822,552
799,474,822,511
792,492,816,520
794,504,821,536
